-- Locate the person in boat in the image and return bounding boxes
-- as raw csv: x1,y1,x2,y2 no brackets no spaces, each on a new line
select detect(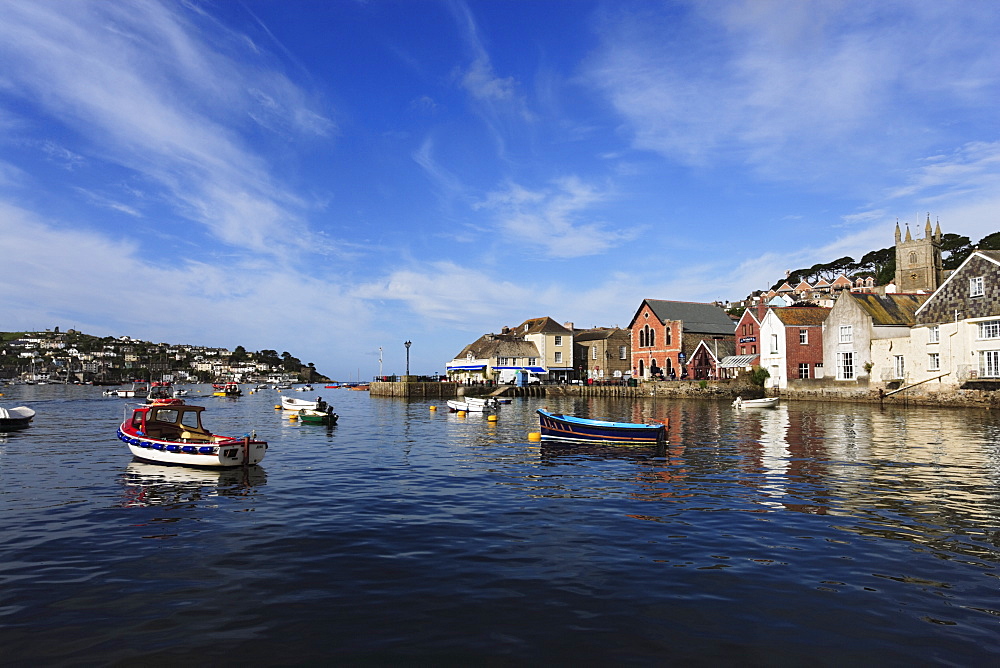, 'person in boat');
316,397,327,413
